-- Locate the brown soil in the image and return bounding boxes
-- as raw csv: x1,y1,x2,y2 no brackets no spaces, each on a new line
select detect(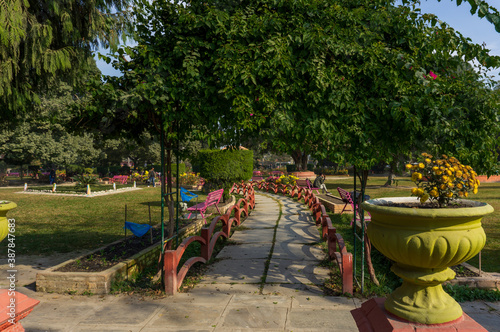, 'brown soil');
377,202,473,209
451,265,480,278
56,221,191,273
